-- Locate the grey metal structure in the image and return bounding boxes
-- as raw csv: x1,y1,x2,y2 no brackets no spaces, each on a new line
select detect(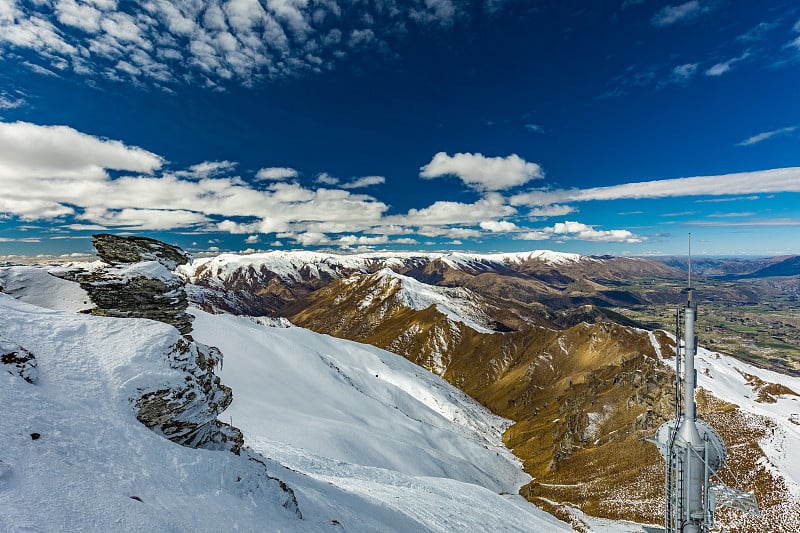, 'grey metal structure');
648,235,759,532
